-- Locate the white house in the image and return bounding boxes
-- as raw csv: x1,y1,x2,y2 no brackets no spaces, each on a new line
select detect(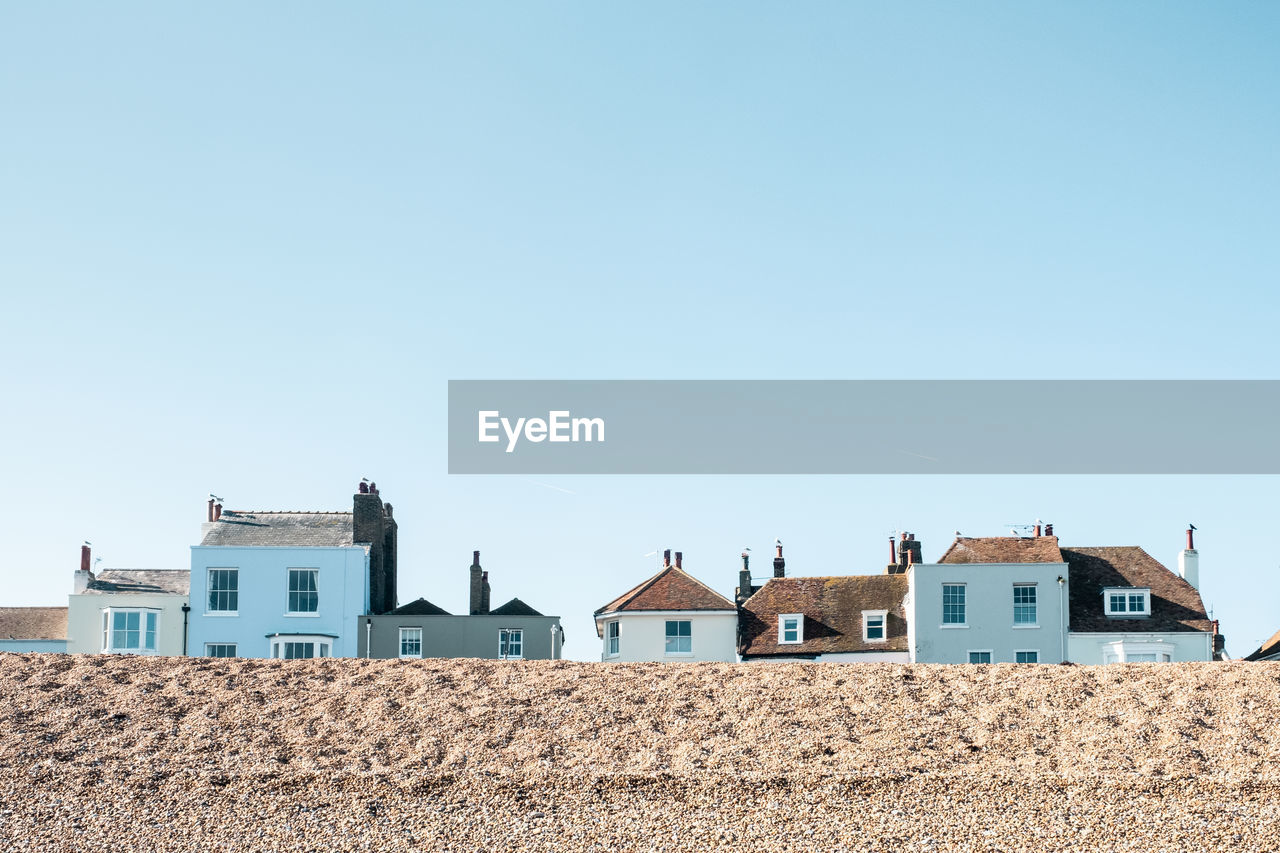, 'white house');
66,544,189,656
594,550,737,663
